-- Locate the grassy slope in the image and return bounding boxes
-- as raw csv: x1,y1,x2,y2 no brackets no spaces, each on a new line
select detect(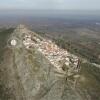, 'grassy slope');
0,28,14,99
0,28,14,62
